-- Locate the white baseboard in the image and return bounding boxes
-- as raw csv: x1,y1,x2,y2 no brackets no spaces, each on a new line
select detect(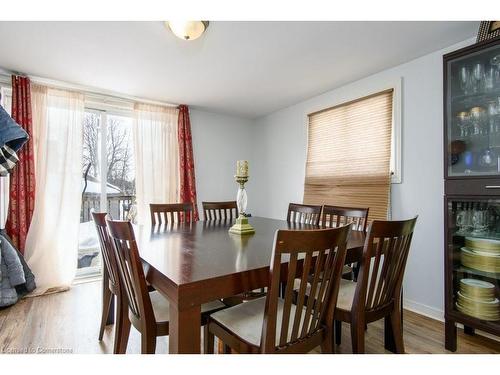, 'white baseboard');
403,298,499,342
403,298,444,321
